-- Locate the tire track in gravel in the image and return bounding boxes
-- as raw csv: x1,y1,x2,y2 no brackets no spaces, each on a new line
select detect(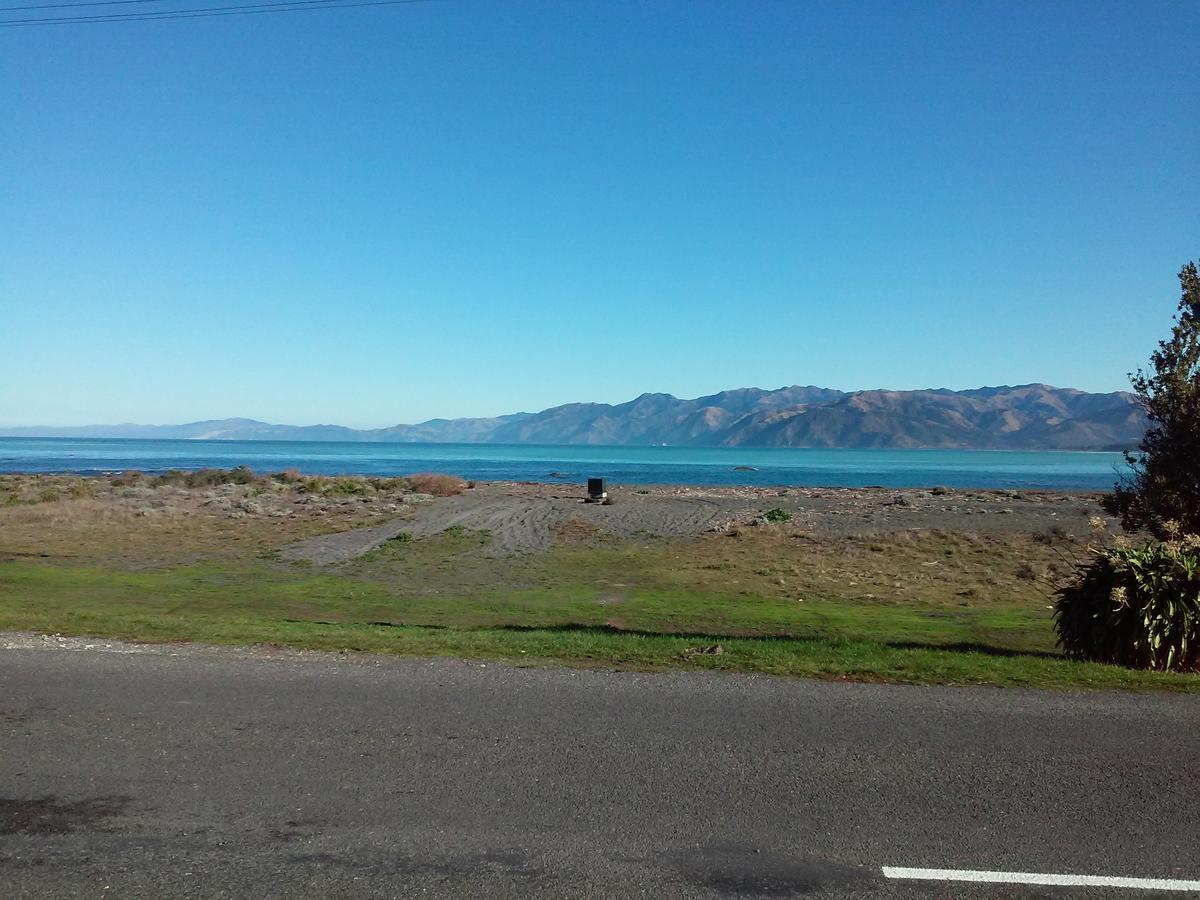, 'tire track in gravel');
278,482,1105,565
279,487,744,563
